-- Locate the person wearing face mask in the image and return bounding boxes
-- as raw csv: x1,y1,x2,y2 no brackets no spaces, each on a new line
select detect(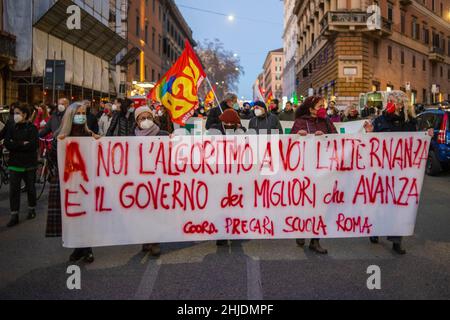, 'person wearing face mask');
98,103,114,136
106,98,136,137
364,91,434,255
269,99,280,116
131,106,169,256
291,96,337,254
239,102,254,120
156,105,174,134
343,104,360,122
45,102,101,263
205,92,239,130
39,98,69,138
327,101,342,123
278,101,295,121
248,101,283,134
3,104,39,228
